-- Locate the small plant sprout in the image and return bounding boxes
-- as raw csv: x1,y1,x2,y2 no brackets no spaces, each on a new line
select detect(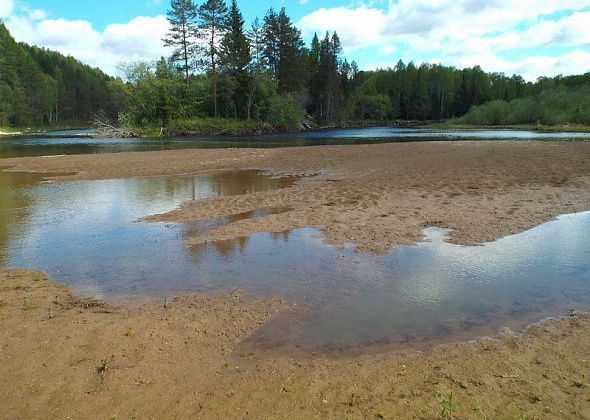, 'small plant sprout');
436,390,458,419
123,326,135,337
22,298,36,310
97,357,111,374
568,307,576,316
574,378,588,389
